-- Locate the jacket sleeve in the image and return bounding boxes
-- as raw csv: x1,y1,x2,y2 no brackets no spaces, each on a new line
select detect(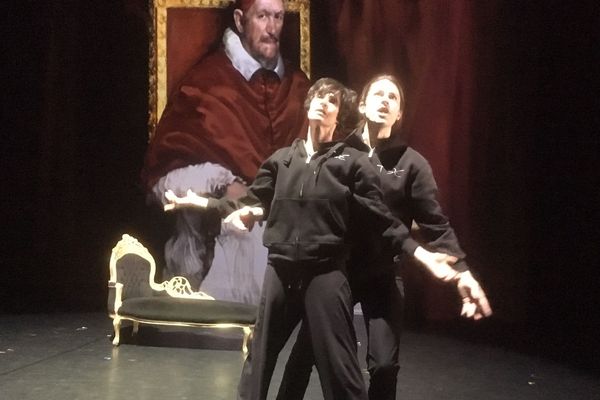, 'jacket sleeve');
410,158,468,271
242,153,278,216
208,152,279,218
351,153,419,256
